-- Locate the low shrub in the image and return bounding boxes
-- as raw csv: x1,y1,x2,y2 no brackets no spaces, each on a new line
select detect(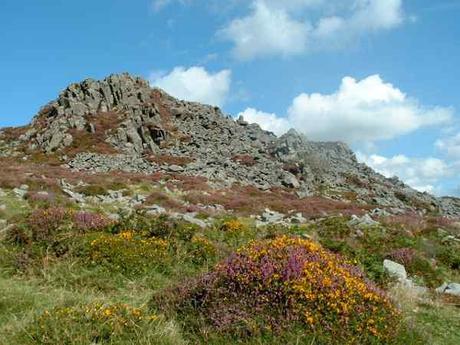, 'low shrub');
316,216,352,239
157,236,400,344
75,184,107,196
27,207,70,241
73,211,112,231
437,245,460,270
115,214,197,241
220,219,246,233
386,248,418,267
188,235,217,264
89,231,169,274
25,302,159,345
25,191,56,204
